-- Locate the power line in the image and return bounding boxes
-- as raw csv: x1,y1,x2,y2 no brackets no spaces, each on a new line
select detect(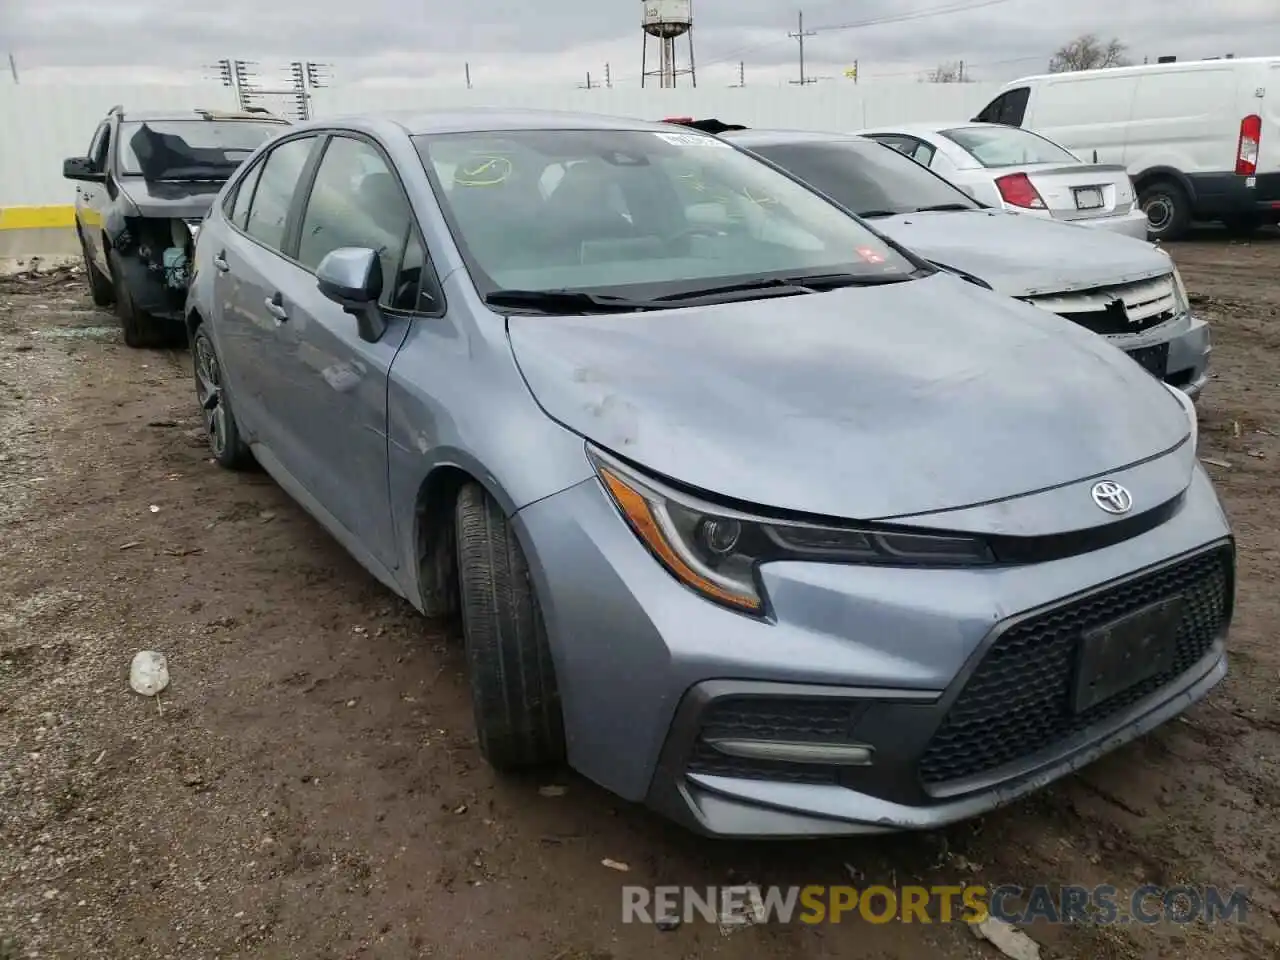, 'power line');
699,0,1030,70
